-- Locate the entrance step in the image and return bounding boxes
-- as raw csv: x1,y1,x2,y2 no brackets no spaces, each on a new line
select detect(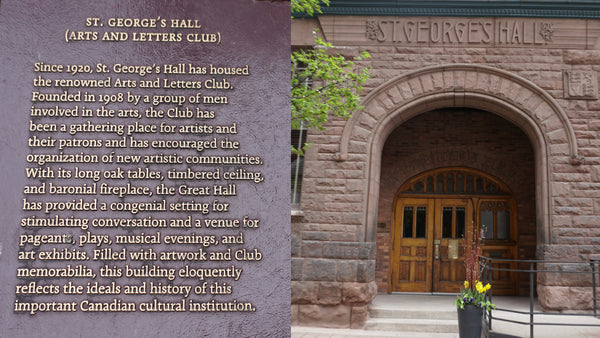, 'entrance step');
365,294,459,336
364,317,458,333
369,307,457,320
